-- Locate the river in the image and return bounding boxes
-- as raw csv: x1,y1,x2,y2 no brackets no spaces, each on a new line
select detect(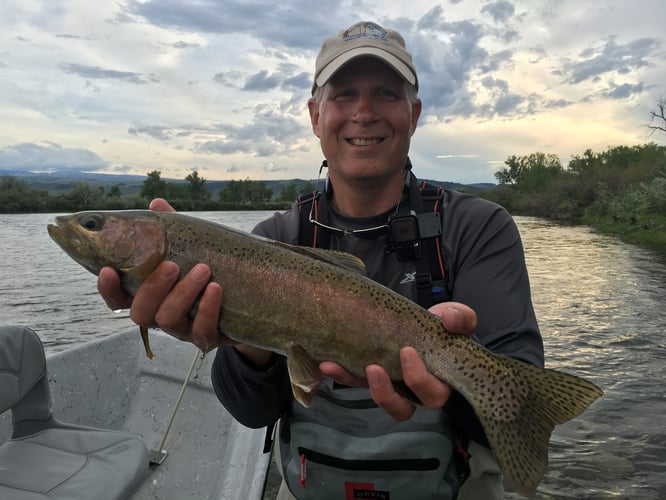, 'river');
0,212,664,499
